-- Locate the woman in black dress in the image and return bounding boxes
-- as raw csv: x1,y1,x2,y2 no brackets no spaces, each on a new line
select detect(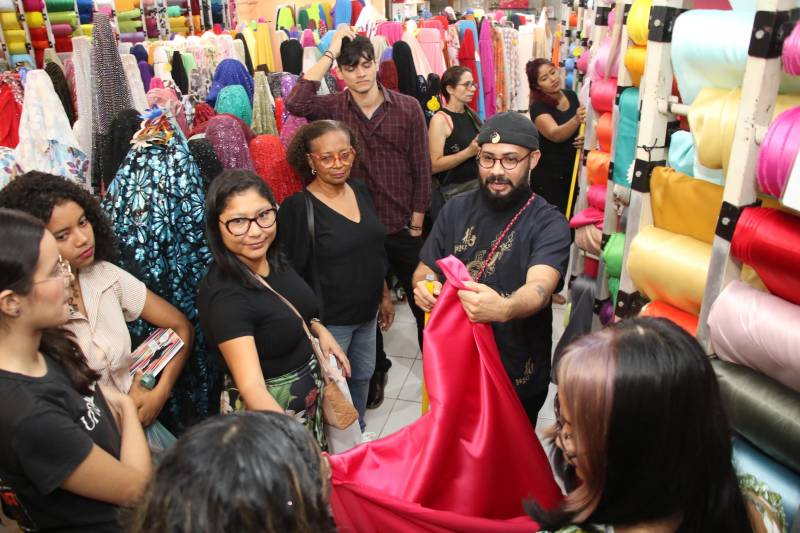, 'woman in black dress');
428,66,482,221
526,58,586,218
